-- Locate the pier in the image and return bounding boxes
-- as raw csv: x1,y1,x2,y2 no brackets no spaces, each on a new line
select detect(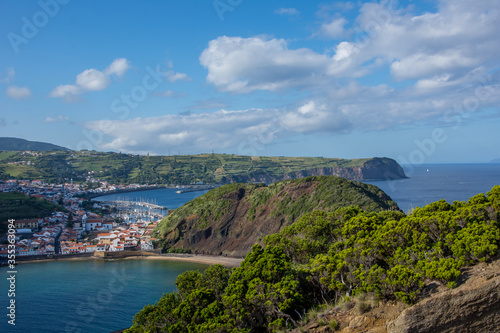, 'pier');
113,200,167,210
176,184,220,194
